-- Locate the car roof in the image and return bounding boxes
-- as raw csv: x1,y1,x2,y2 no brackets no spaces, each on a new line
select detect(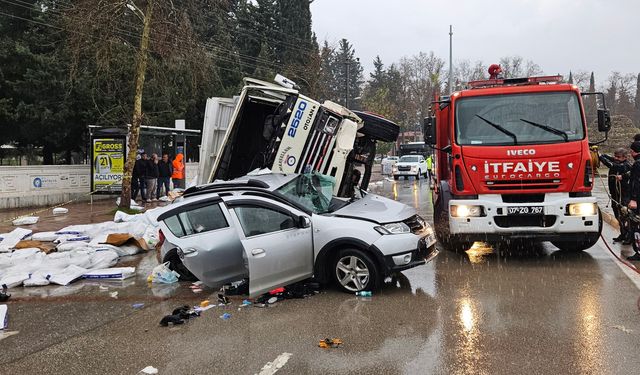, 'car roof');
184,173,297,196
